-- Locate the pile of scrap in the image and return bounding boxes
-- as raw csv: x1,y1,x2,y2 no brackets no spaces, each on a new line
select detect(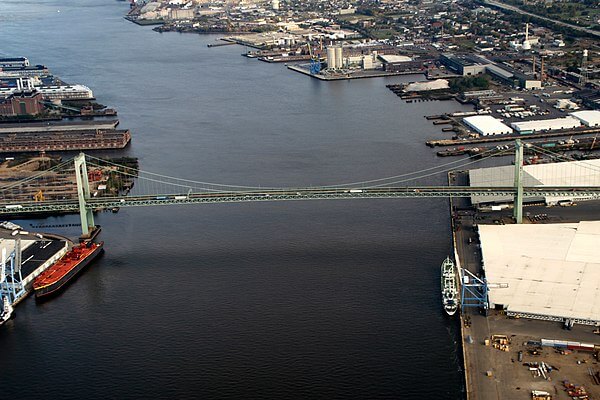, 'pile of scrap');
531,390,552,400
563,381,589,399
524,361,556,380
491,334,510,352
